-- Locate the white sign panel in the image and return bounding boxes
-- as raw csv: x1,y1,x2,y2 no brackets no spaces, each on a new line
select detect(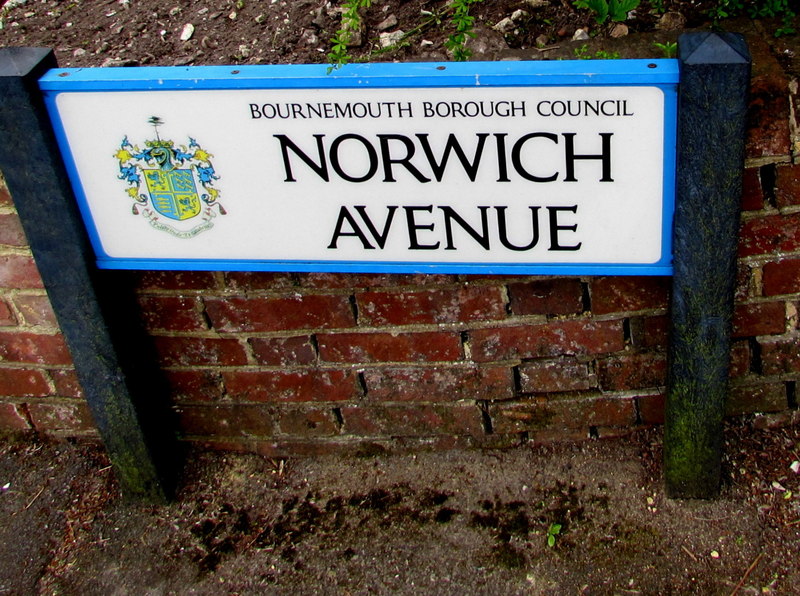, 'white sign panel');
41,60,678,274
